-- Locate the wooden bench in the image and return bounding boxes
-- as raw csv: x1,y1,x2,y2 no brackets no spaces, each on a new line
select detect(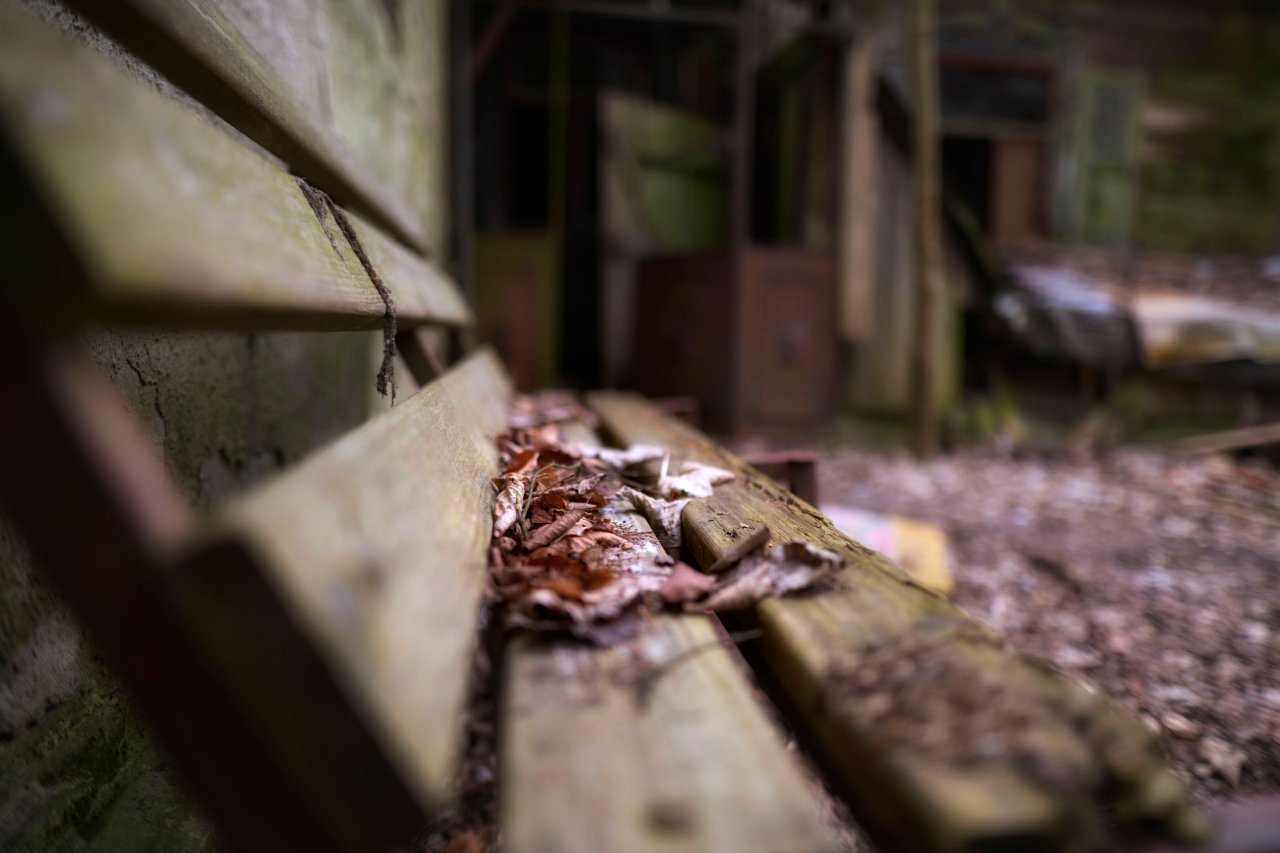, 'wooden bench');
0,3,1206,852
